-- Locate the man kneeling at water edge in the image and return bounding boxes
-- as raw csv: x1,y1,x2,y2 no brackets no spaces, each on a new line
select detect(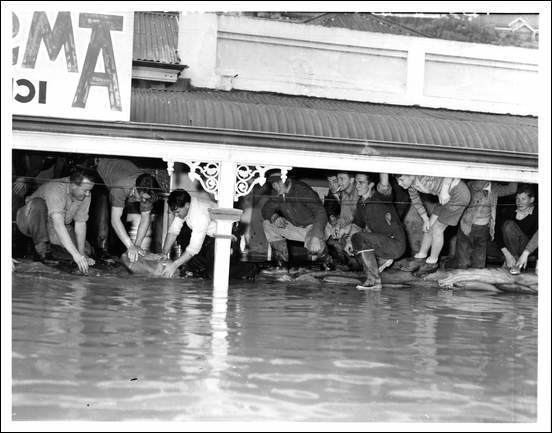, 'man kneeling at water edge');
15,170,96,274
120,189,215,278
121,189,257,279
159,189,217,278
